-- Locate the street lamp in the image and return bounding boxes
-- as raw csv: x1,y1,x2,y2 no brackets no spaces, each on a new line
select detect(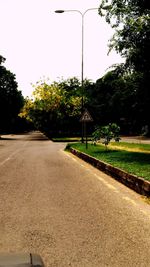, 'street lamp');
55,8,98,142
